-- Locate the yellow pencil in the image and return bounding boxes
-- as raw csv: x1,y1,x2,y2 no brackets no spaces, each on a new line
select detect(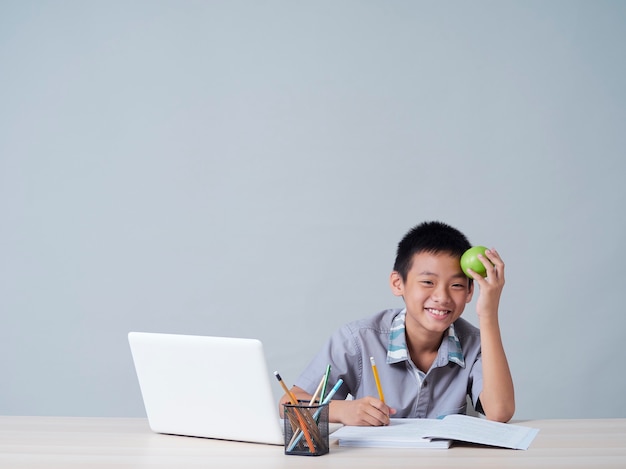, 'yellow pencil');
274,371,298,404
370,356,385,403
287,375,327,449
274,371,316,453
